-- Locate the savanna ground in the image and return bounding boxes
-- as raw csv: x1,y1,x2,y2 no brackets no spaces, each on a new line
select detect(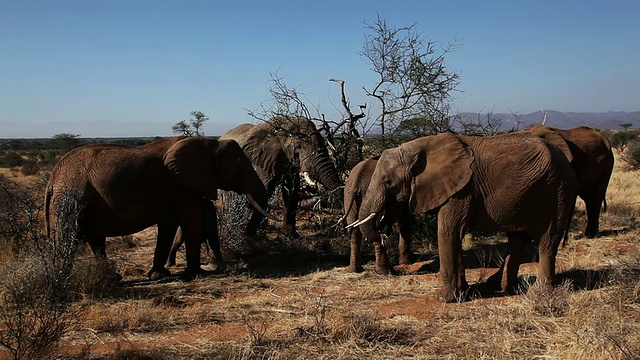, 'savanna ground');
1,152,639,360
